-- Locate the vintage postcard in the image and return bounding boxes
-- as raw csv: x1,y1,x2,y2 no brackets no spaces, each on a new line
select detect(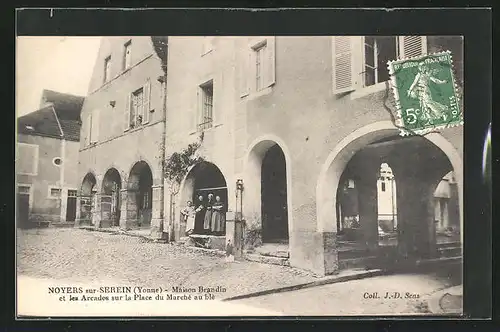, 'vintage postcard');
16,33,464,317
